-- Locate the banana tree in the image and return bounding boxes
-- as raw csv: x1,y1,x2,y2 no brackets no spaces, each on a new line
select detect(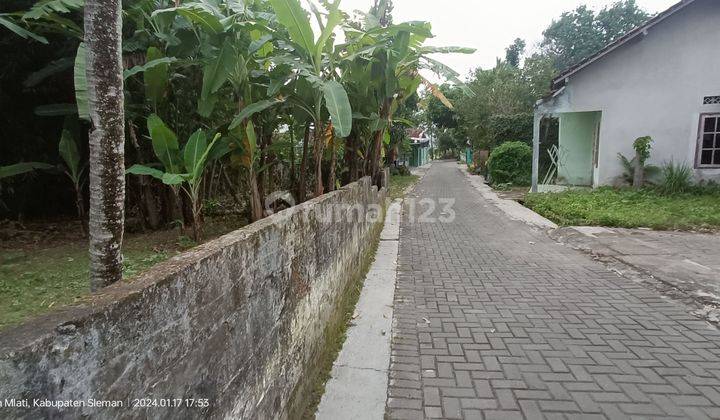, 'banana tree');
268,0,352,198
58,126,88,237
340,18,475,181
127,114,224,241
151,0,286,221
